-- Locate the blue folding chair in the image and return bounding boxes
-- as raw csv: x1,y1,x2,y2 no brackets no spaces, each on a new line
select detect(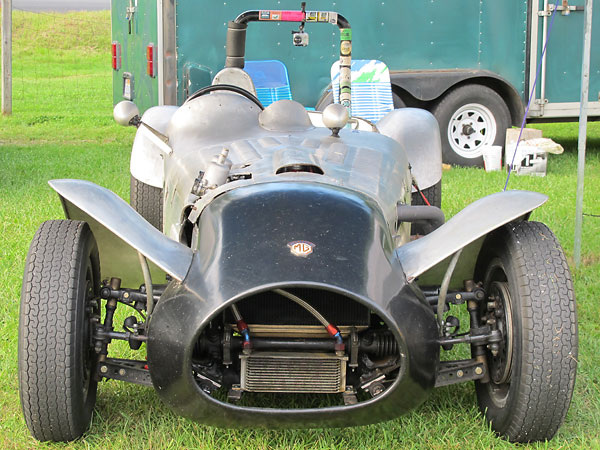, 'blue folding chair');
331,60,394,123
244,60,293,107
